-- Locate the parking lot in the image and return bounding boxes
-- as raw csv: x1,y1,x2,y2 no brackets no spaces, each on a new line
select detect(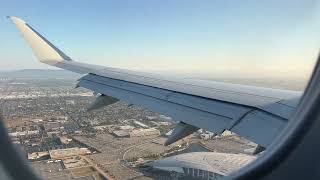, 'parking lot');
31,161,71,180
